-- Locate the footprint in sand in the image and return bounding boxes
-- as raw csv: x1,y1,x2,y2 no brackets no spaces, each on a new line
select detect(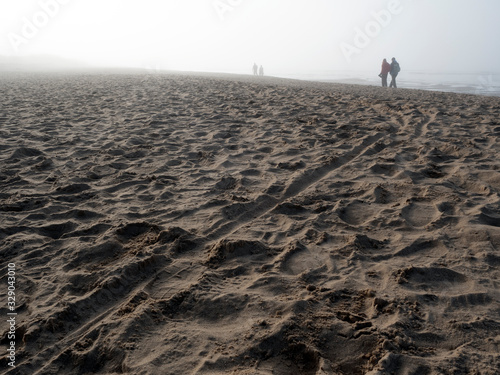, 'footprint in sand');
339,201,378,226
396,266,470,293
401,202,439,227
369,162,399,177
478,206,500,227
